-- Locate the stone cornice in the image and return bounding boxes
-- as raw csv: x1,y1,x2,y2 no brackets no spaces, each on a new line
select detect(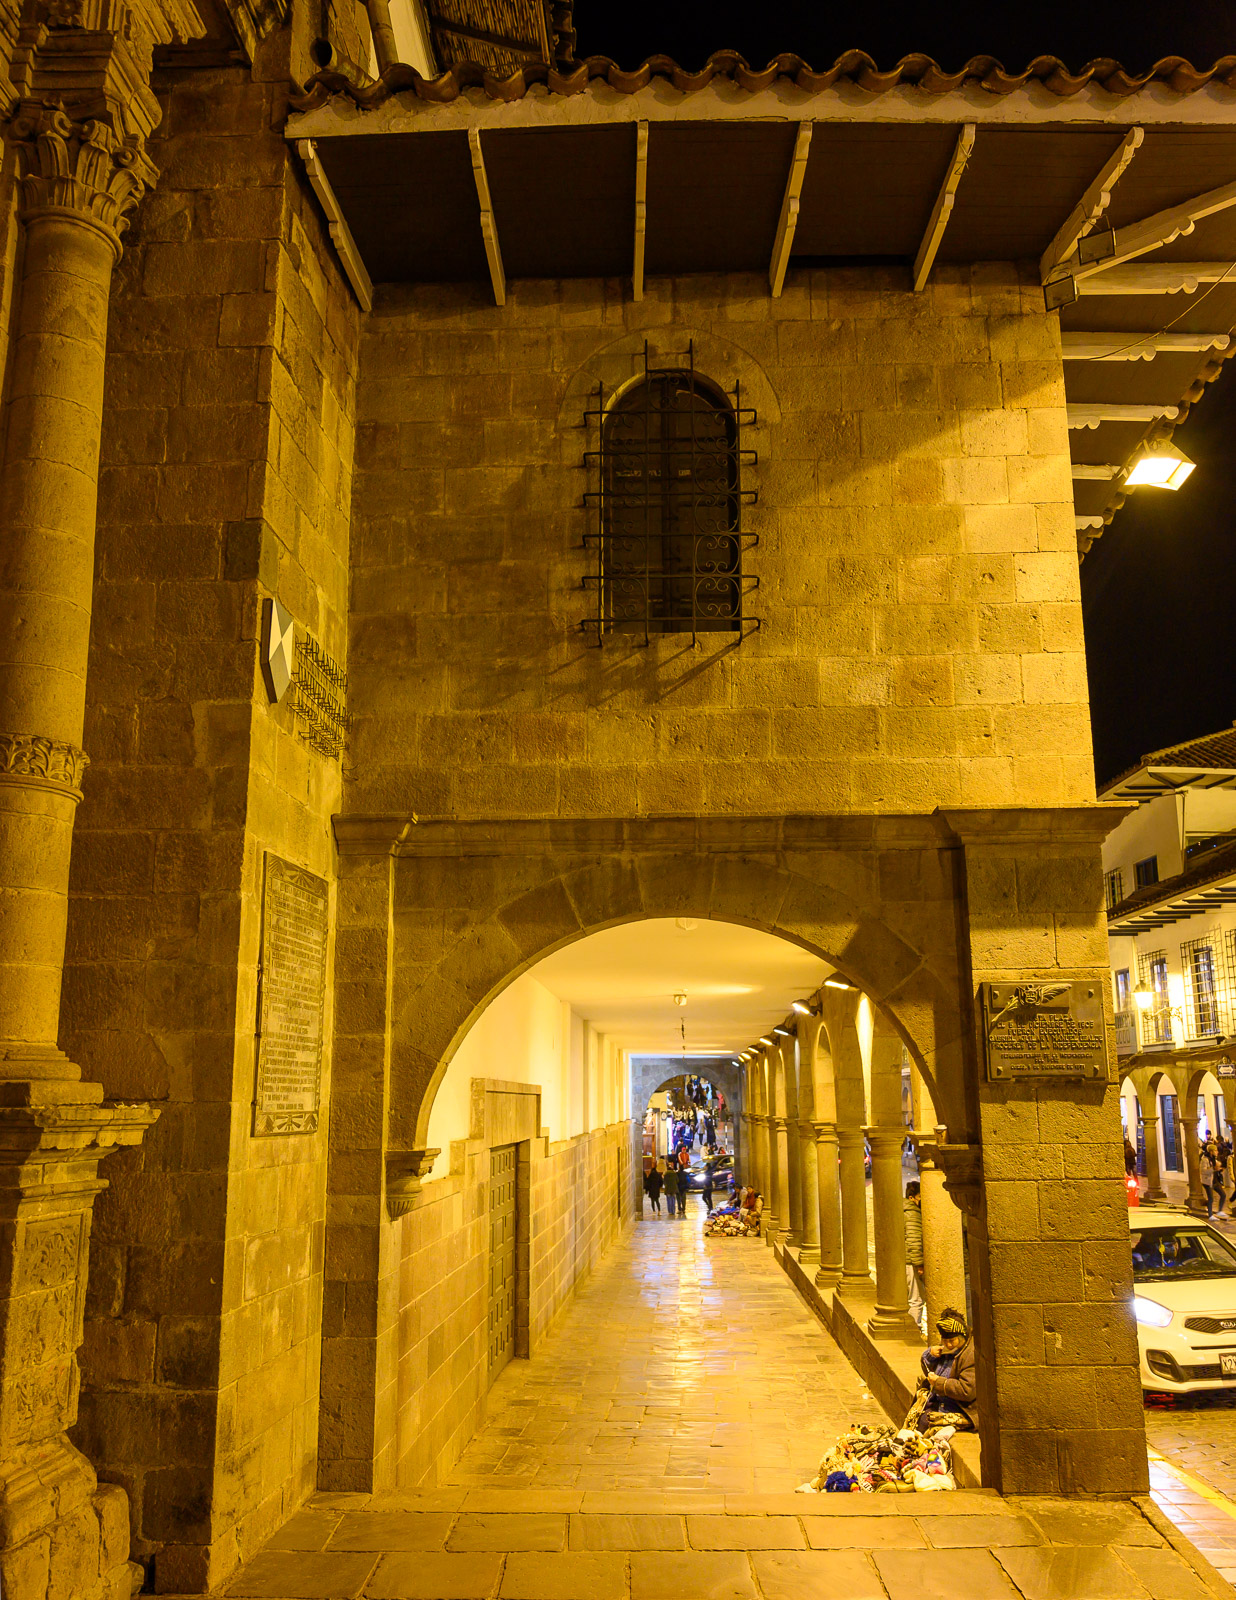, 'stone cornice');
7,0,205,147
937,804,1133,848
336,812,962,859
